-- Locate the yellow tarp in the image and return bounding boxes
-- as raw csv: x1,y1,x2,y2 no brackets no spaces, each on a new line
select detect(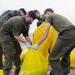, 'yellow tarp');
19,22,57,75
70,48,75,68
19,49,48,75
32,22,57,56
0,70,3,75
